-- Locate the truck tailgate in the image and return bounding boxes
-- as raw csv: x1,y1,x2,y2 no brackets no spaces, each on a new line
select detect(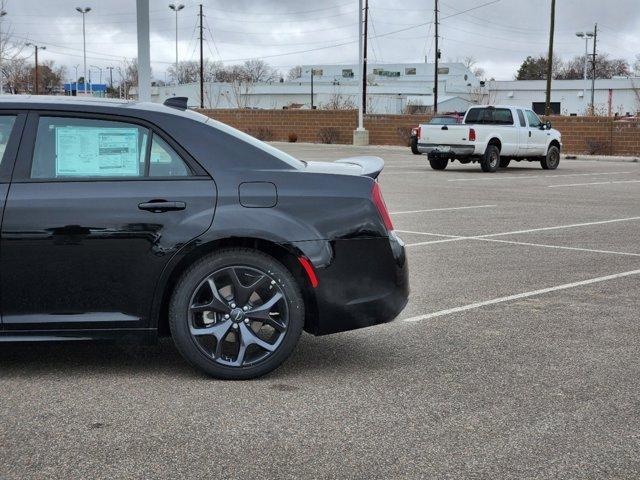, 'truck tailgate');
420,125,469,146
